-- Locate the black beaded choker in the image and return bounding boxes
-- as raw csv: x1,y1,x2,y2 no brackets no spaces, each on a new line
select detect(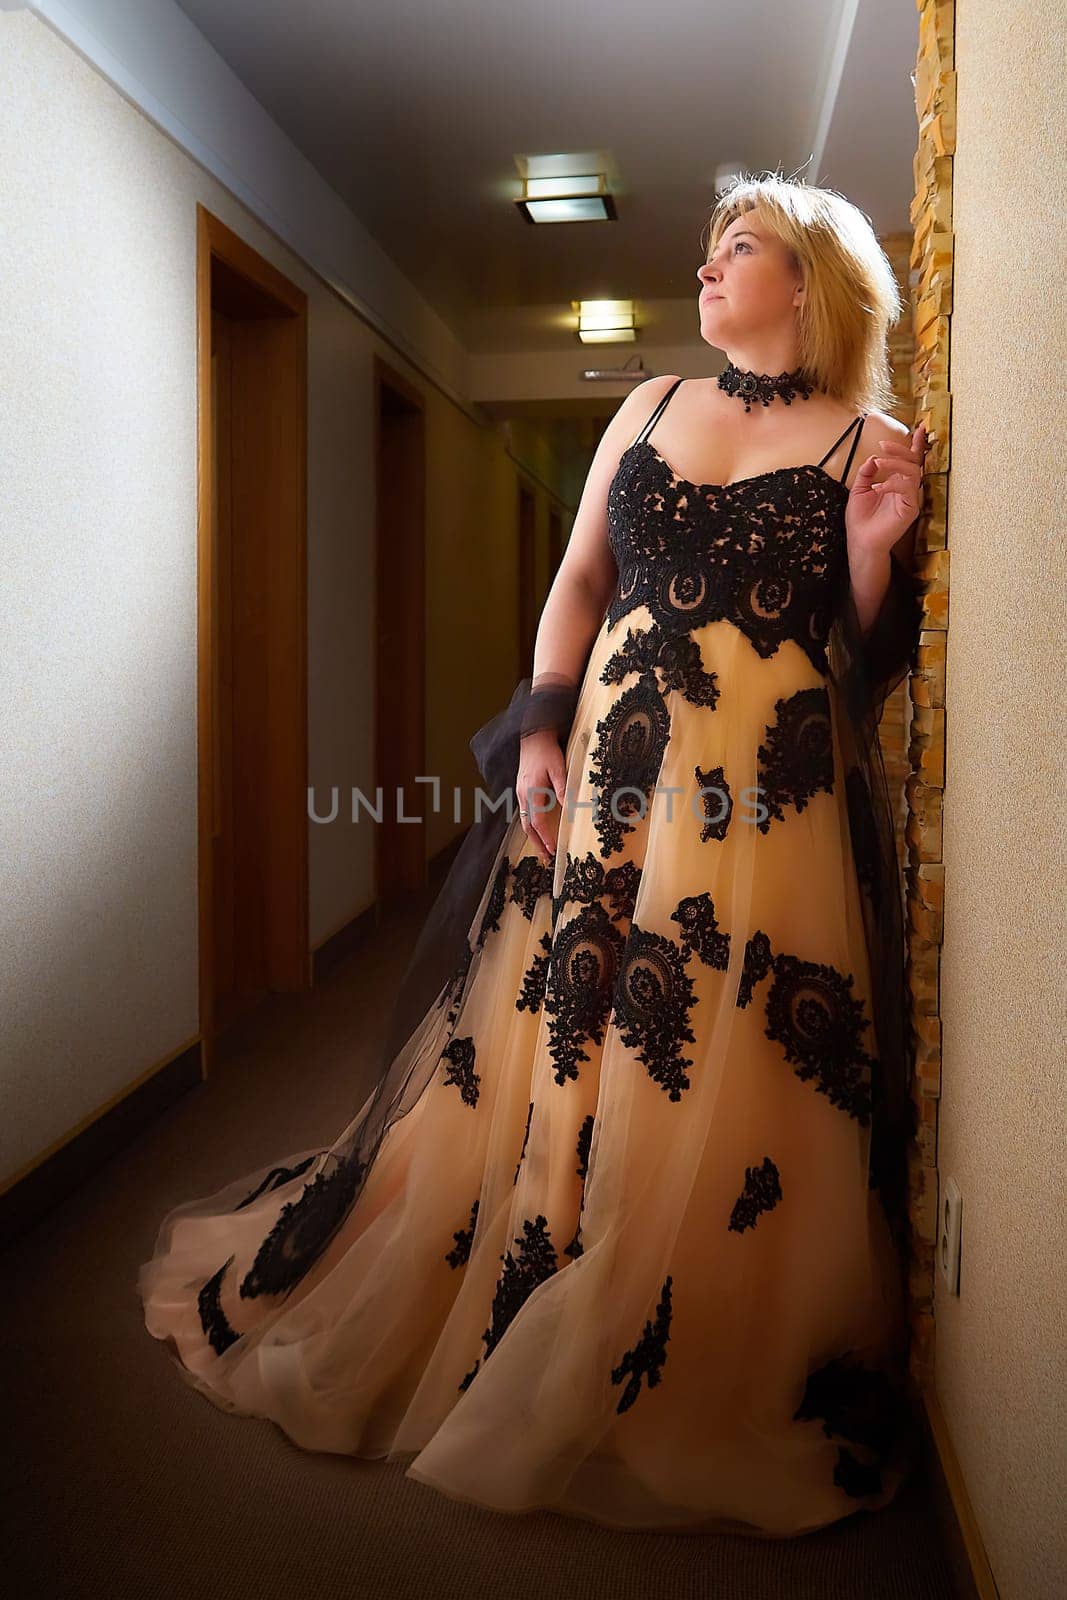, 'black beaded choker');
718,360,815,413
